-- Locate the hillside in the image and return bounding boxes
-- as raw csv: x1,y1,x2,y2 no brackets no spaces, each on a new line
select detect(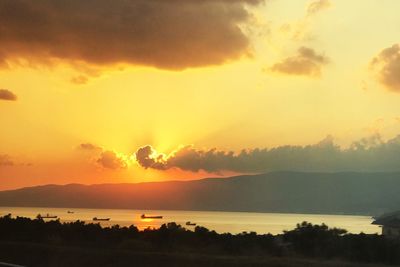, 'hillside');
1,172,400,215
